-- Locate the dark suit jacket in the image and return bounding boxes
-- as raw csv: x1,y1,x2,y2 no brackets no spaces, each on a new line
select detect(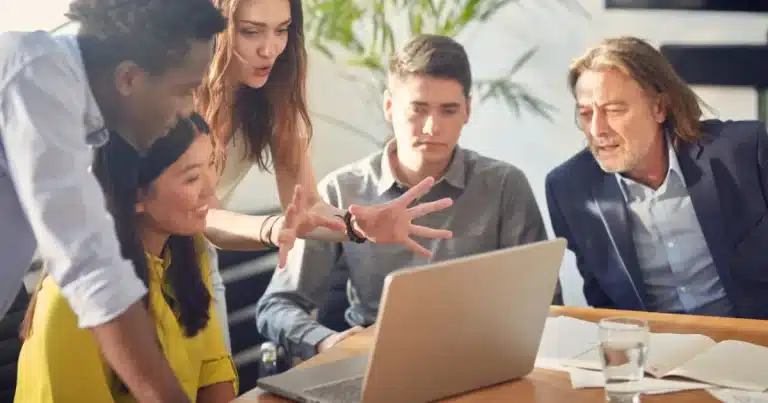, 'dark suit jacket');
545,120,768,319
